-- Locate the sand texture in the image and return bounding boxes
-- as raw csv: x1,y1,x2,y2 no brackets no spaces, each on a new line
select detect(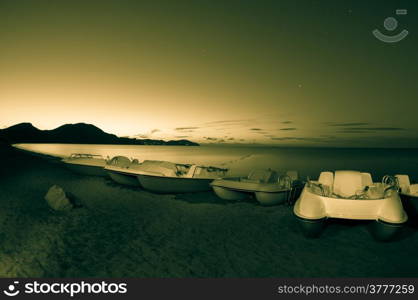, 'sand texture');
0,145,417,277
